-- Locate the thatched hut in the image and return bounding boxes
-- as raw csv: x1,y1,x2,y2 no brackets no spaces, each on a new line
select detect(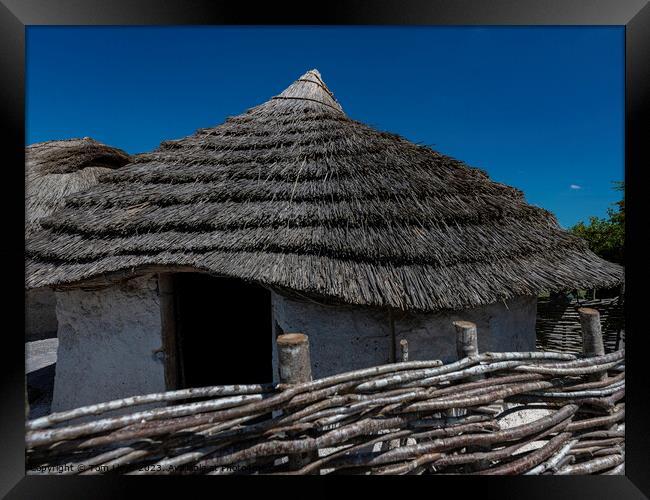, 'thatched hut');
25,70,623,411
25,138,130,340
